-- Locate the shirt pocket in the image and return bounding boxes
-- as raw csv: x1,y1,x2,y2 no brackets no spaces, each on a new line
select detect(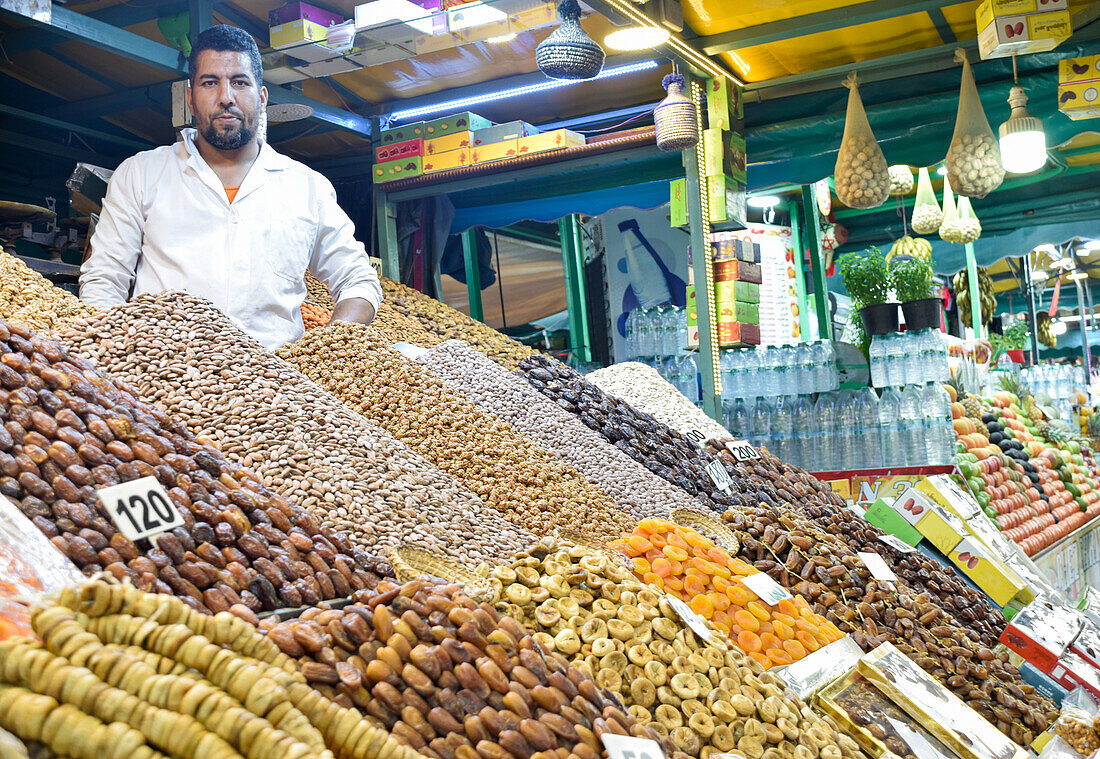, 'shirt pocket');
264,214,317,284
